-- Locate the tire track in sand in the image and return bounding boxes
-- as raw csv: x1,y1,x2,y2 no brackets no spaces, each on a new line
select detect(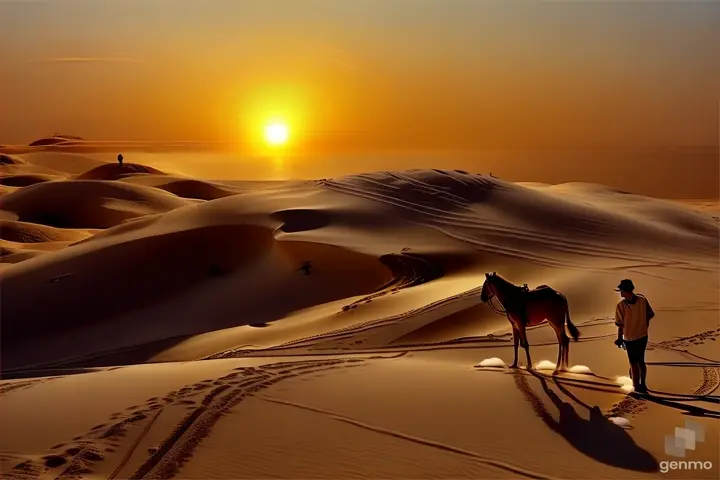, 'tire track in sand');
129,357,369,479
0,377,59,398
107,408,165,480
17,359,369,479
